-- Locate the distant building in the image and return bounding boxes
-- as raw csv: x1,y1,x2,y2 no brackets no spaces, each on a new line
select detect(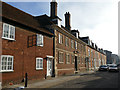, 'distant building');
81,36,106,70
111,54,120,64
104,50,112,64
